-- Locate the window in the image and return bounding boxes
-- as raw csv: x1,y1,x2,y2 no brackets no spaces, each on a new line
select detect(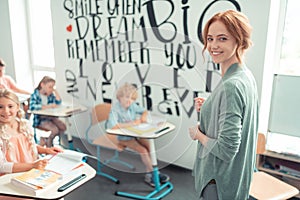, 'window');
278,0,300,76
27,0,56,85
267,0,300,156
